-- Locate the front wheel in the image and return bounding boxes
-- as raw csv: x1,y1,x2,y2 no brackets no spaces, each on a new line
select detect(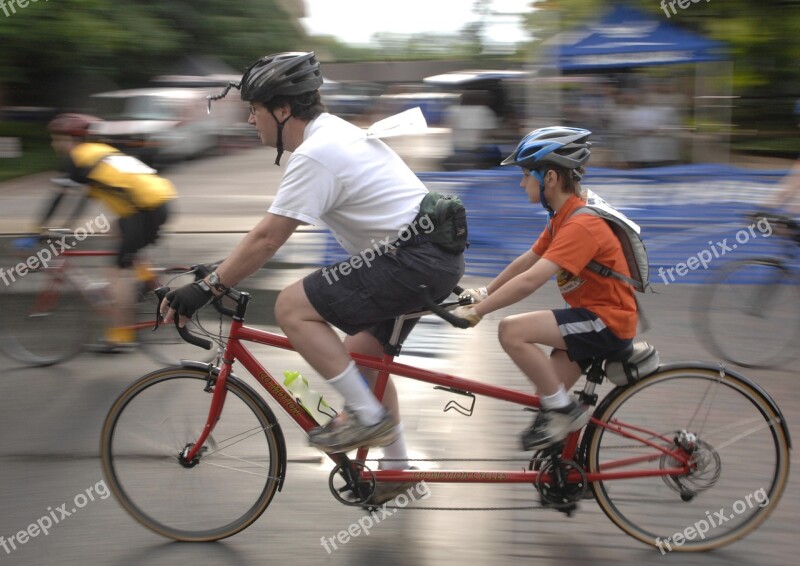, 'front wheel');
586,366,790,551
0,267,94,366
101,368,284,541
